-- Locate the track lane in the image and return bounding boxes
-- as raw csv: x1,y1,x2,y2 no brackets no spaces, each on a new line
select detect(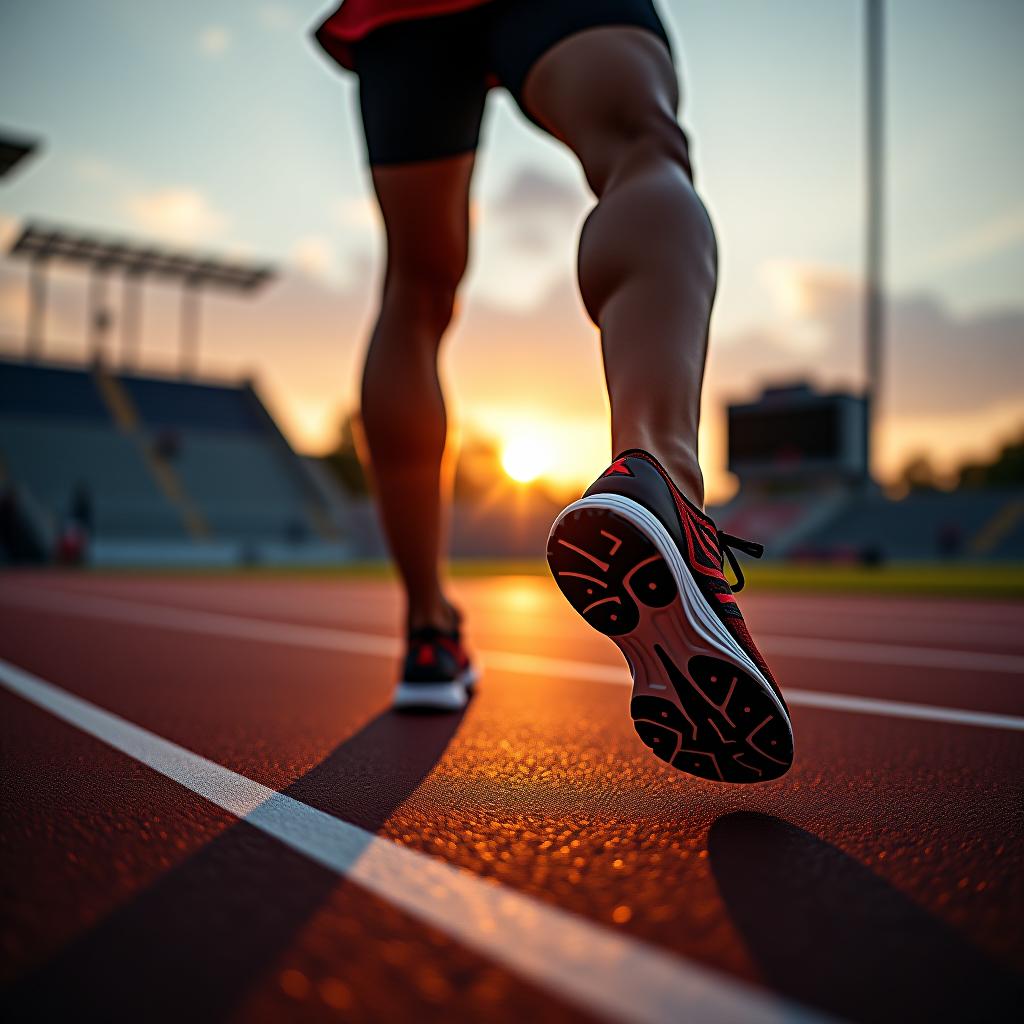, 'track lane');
0,688,593,1024
12,573,1024,654
4,653,1022,1024
2,584,1023,1024
3,577,1023,717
